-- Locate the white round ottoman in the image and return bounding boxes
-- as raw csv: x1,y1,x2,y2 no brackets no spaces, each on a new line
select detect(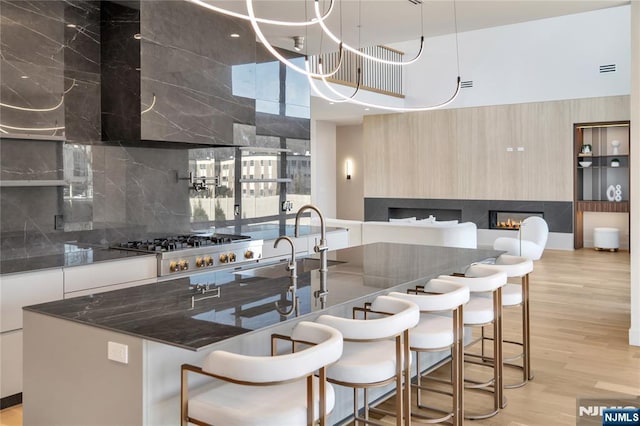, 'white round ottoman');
593,227,620,252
